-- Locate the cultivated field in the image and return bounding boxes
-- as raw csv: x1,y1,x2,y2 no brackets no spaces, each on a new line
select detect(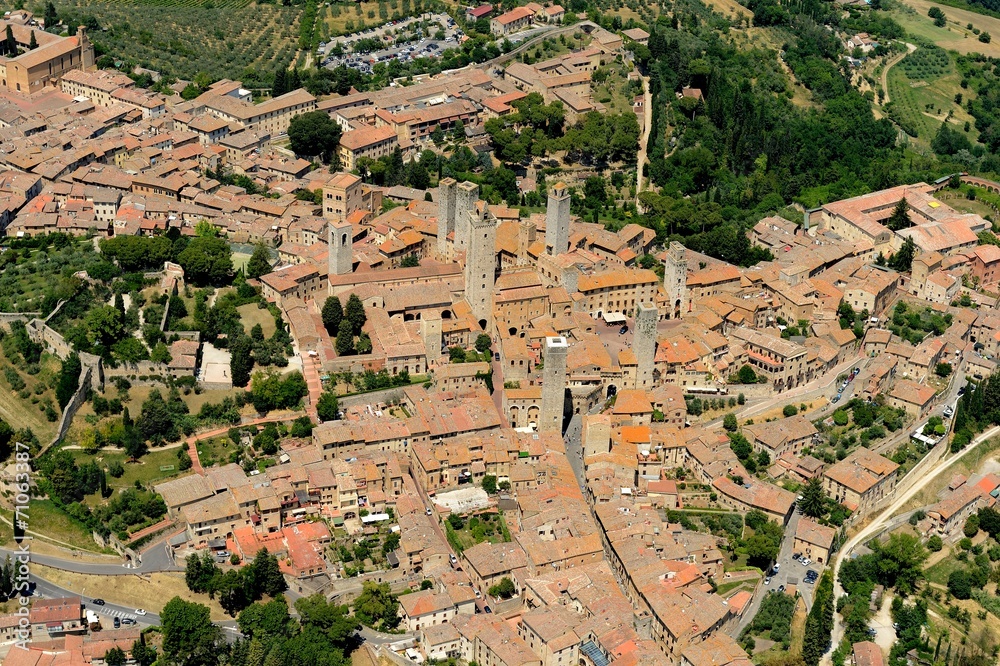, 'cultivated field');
891,0,1000,58
52,0,301,81
885,52,978,147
